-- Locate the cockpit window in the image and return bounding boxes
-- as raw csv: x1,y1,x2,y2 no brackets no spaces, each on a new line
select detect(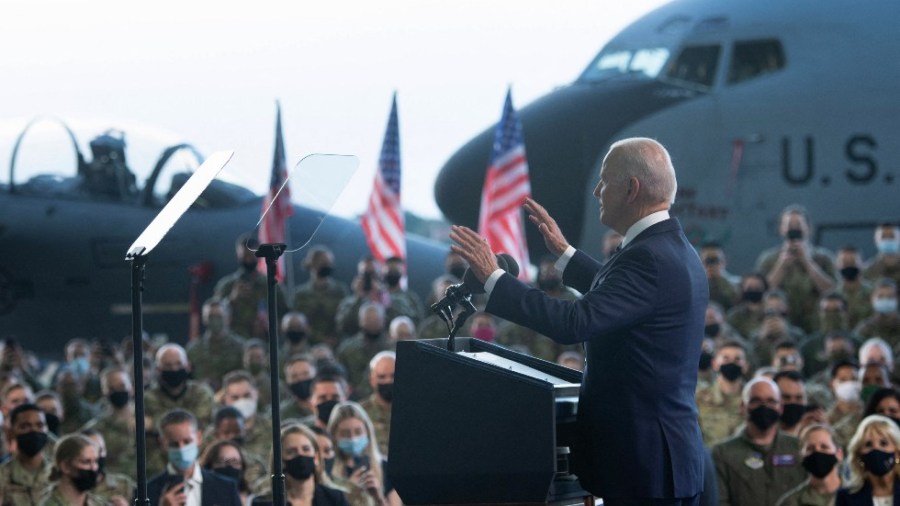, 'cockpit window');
663,44,721,89
727,39,785,84
579,47,670,82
